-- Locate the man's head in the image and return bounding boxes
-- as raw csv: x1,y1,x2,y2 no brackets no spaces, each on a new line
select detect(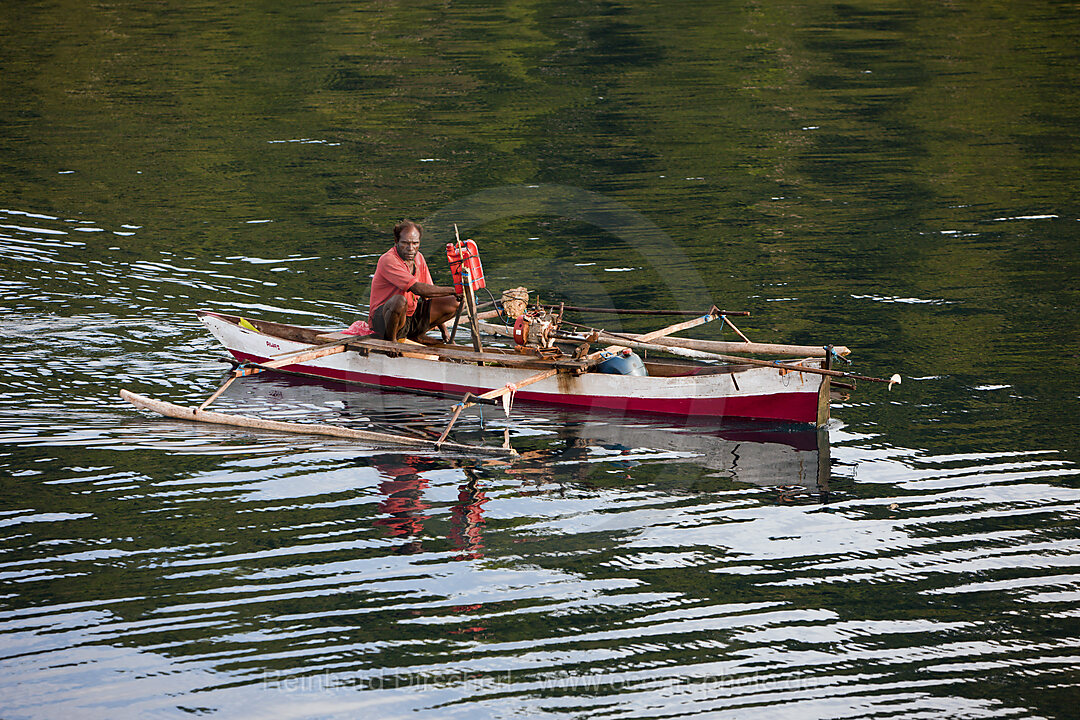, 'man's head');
393,220,422,262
